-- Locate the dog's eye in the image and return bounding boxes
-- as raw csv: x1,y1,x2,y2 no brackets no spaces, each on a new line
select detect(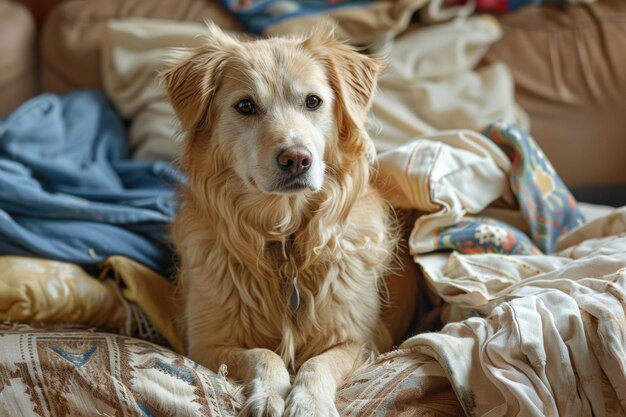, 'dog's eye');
235,99,256,115
305,95,322,111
